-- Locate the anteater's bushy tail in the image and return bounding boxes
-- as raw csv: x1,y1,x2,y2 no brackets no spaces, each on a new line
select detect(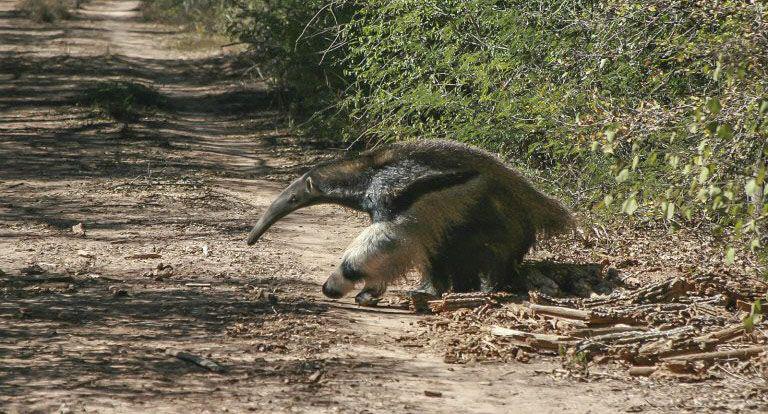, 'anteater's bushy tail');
530,193,576,237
